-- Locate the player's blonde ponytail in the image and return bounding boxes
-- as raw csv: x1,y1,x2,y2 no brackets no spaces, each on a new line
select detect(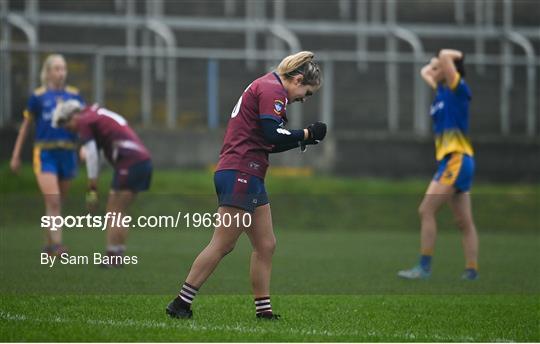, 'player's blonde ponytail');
40,54,66,87
277,51,322,87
